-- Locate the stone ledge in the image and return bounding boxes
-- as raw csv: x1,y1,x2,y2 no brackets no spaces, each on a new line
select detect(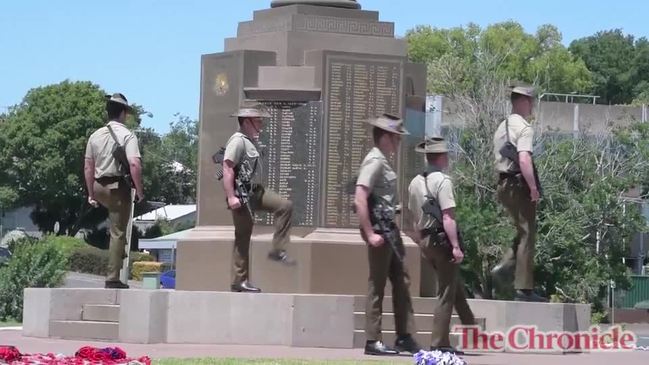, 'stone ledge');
23,288,592,353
